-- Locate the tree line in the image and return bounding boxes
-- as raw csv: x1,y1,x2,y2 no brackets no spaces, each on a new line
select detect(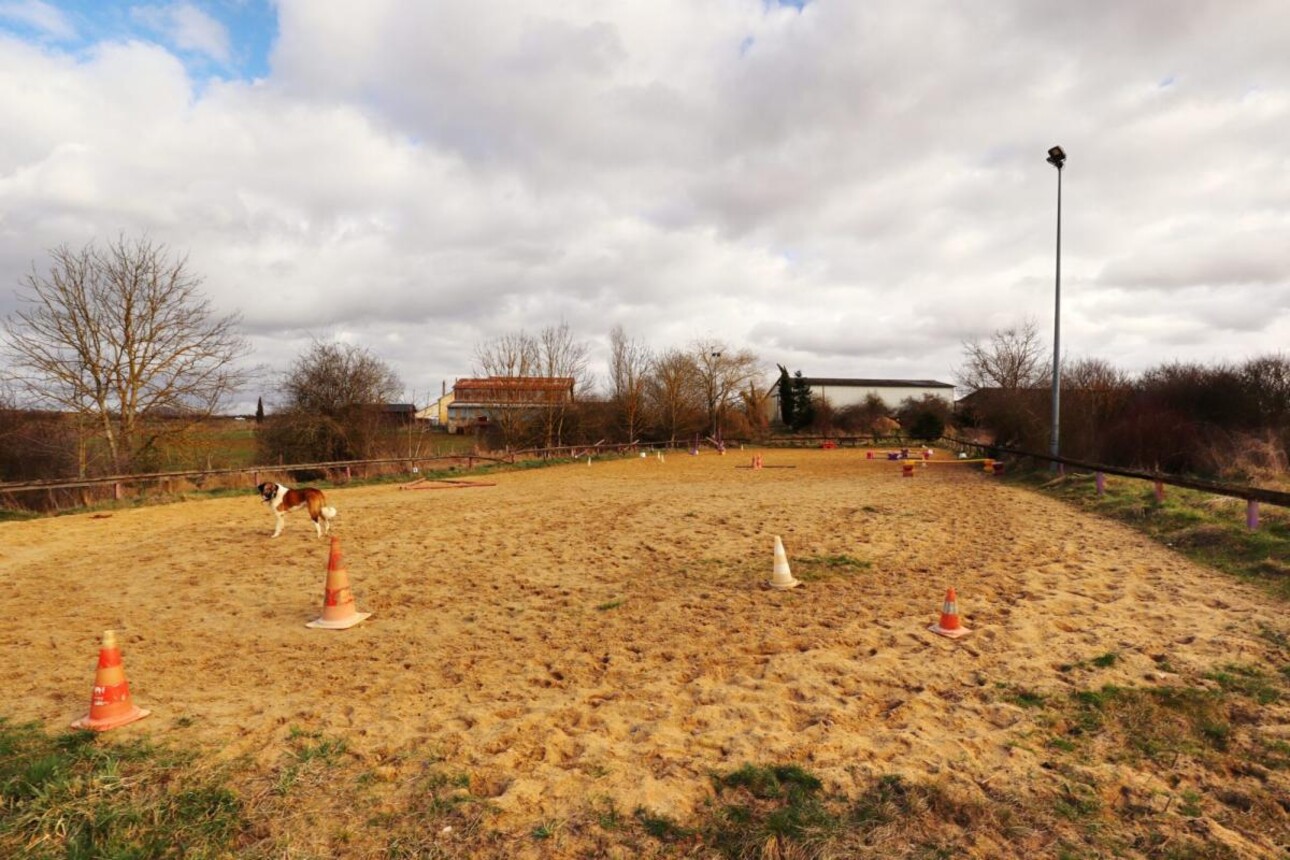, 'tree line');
0,237,771,479
957,320,1290,480
3,238,1284,483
